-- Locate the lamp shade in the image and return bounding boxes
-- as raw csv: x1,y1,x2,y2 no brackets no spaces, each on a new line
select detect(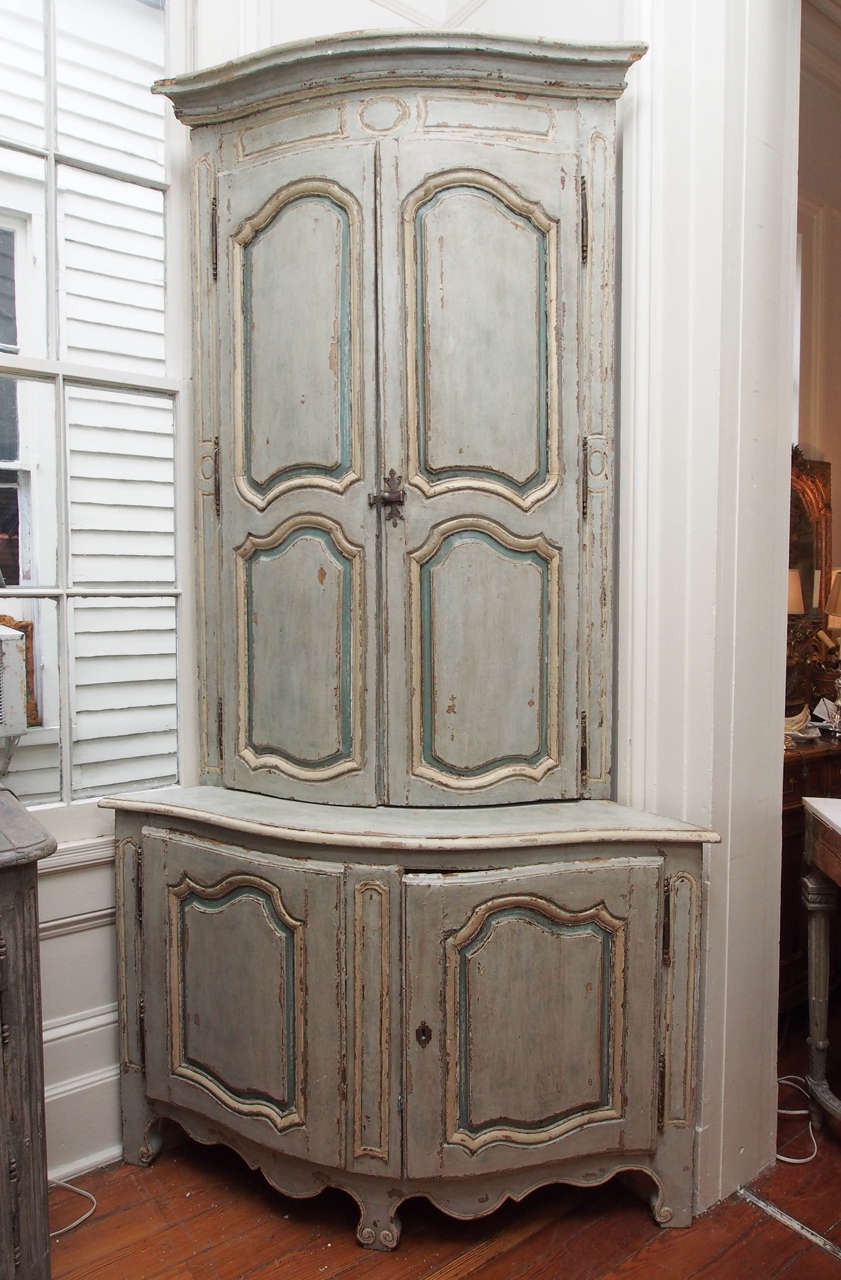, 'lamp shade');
827,569,841,621
788,569,805,614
